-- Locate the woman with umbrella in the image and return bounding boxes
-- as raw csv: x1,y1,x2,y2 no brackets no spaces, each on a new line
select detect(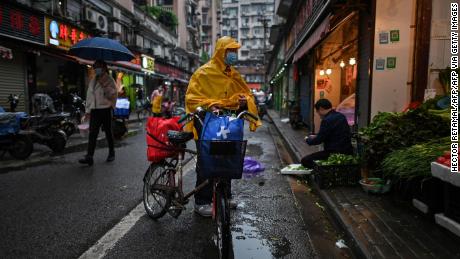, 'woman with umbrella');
70,37,134,166
78,60,117,165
